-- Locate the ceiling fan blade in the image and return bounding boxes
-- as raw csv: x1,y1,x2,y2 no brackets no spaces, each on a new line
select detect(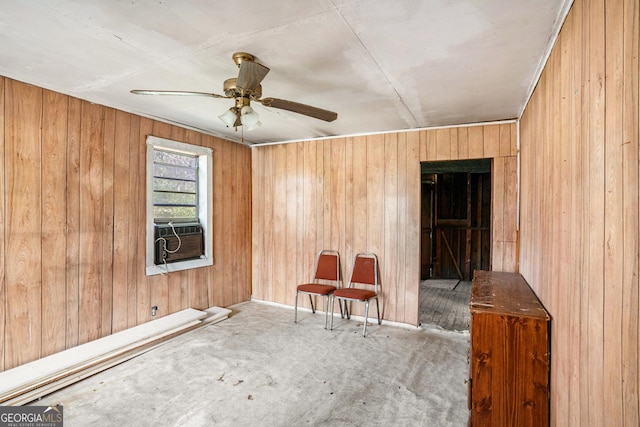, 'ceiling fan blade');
259,98,338,122
236,61,270,92
131,90,229,99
